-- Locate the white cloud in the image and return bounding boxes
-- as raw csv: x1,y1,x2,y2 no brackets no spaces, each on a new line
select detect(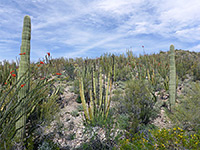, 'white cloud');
0,0,200,62
96,0,142,15
175,26,200,42
65,33,125,58
188,44,200,52
115,0,200,39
